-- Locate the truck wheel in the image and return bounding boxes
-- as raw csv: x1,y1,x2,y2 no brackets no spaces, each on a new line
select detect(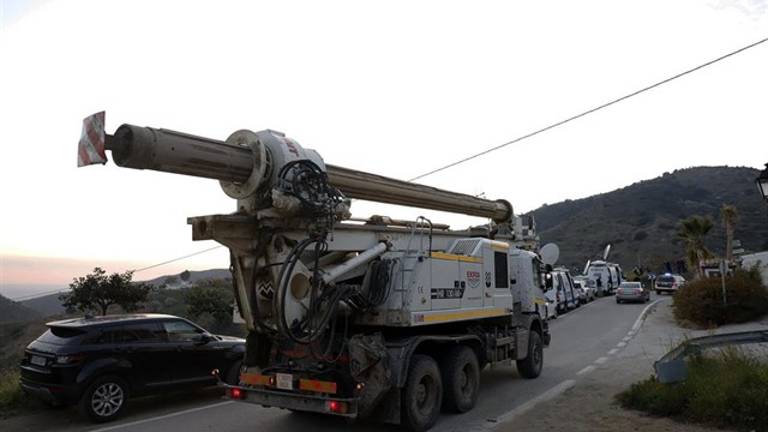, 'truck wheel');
79,375,129,423
516,331,543,379
441,346,479,413
402,355,442,432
